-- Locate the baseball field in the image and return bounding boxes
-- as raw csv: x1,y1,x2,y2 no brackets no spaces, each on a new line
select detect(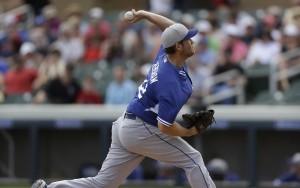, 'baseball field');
0,185,190,188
